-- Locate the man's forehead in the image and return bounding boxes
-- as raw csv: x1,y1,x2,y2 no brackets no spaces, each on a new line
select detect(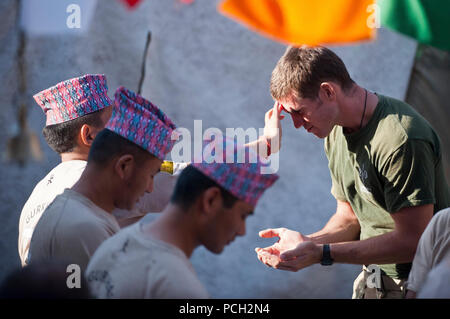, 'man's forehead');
278,95,317,111
277,97,302,112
